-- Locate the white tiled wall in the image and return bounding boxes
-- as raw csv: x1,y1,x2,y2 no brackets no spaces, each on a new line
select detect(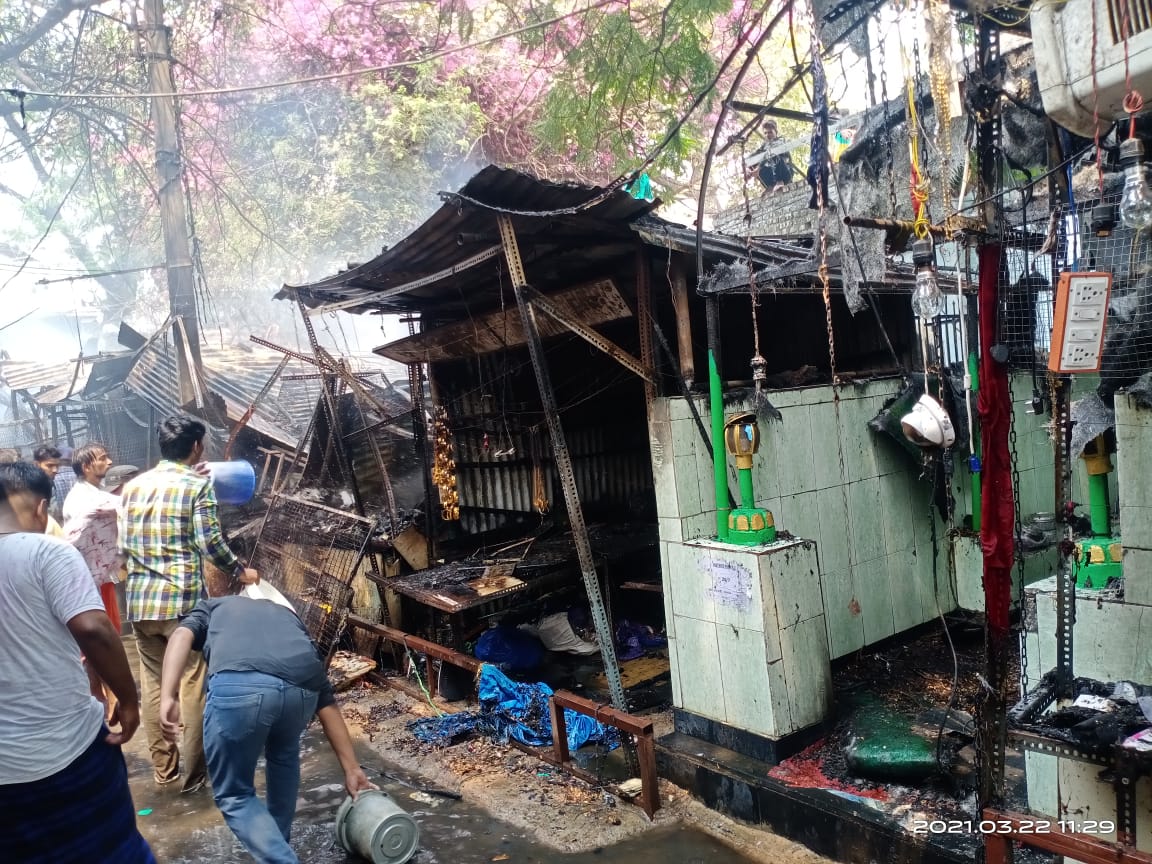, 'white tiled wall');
1118,393,1152,605
663,538,829,738
652,380,953,660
